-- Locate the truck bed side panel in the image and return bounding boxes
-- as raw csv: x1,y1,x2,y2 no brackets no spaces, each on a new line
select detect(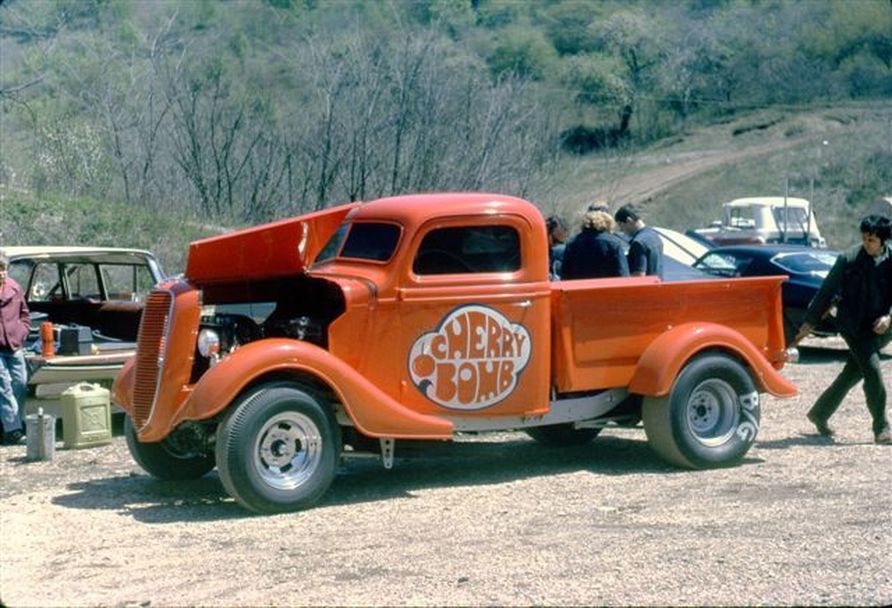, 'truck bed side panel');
552,277,785,393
